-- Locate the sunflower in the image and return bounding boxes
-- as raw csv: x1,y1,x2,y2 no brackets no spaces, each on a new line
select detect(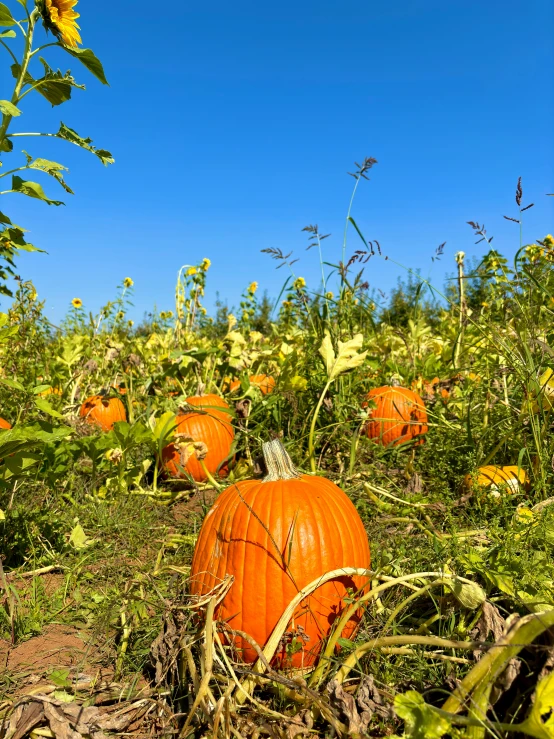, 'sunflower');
39,0,82,48
123,277,134,288
71,297,83,308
